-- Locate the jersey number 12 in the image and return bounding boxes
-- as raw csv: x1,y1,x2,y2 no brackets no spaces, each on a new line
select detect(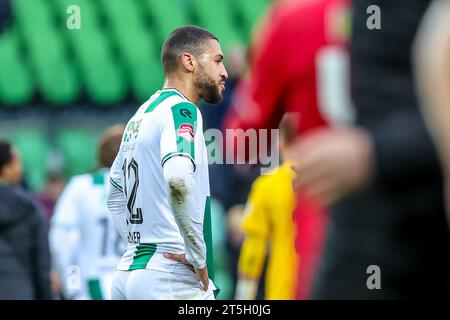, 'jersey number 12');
122,158,144,224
